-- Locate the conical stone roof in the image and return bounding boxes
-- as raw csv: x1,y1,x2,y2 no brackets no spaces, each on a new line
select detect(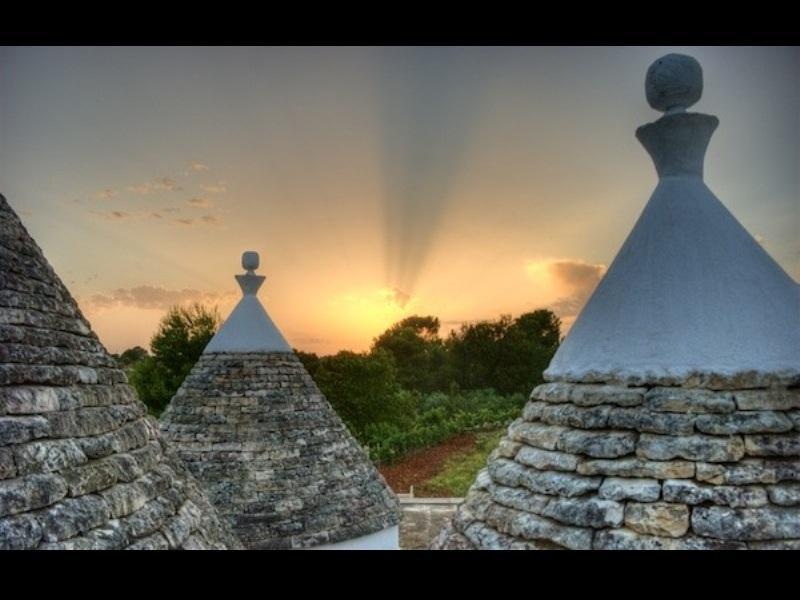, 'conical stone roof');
432,54,800,551
543,64,800,389
159,253,400,549
0,194,241,550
